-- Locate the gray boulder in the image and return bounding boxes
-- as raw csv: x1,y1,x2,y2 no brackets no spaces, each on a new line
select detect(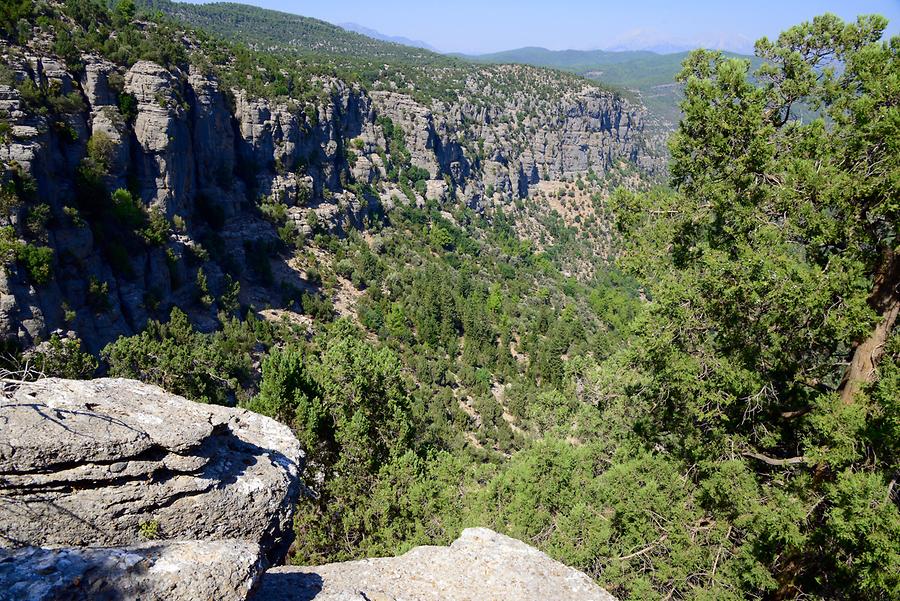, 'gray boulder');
0,378,304,565
254,527,617,601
